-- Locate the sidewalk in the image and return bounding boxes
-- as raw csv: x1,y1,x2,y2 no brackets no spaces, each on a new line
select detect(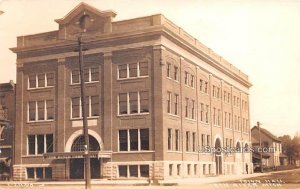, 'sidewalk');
0,168,298,187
